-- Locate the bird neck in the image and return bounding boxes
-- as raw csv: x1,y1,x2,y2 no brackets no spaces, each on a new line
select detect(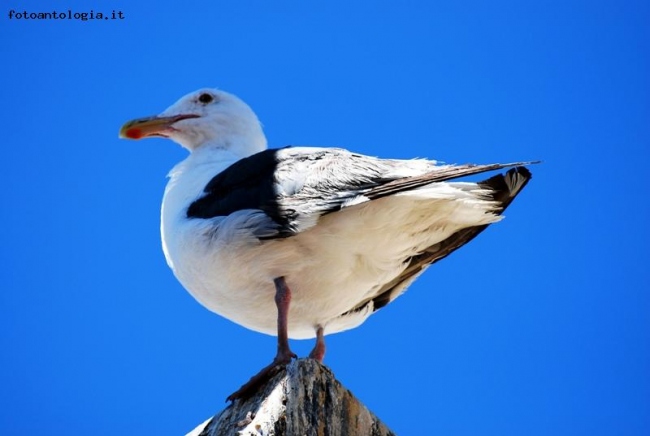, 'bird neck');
190,130,267,160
